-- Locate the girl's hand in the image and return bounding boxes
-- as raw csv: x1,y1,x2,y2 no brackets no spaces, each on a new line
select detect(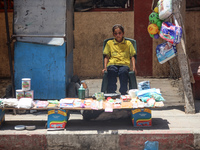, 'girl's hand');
102,68,107,74
132,67,137,75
